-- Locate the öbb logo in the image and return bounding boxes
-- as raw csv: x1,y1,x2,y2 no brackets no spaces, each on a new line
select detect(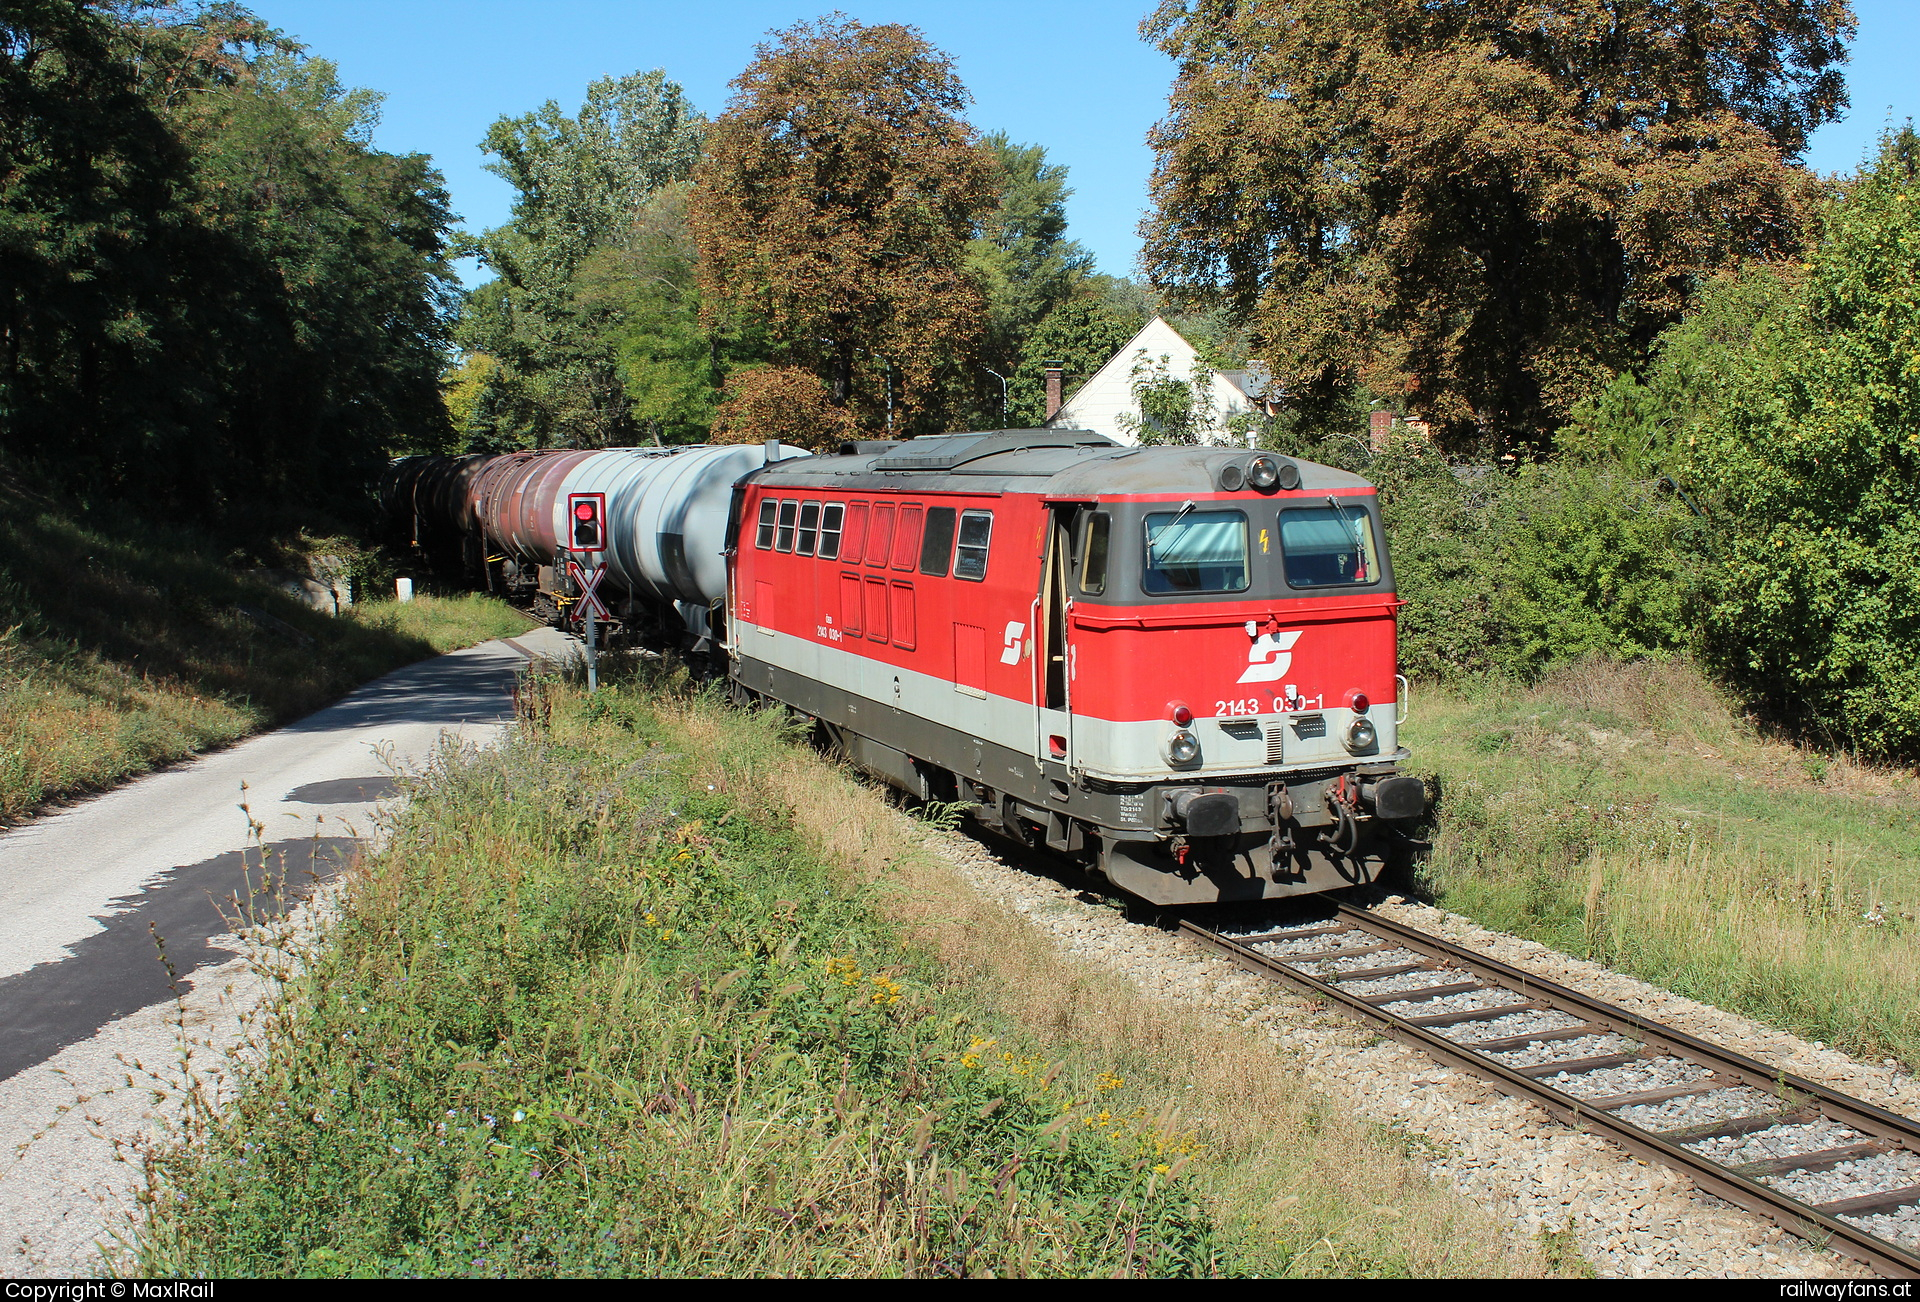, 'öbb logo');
1238,630,1302,684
